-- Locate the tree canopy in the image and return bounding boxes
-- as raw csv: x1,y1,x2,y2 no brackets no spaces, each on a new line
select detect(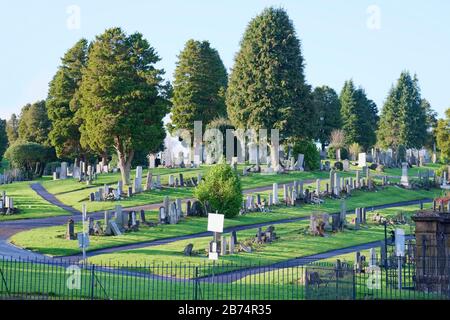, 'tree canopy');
6,113,19,146
77,27,170,184
47,38,88,159
339,80,378,150
170,39,228,136
312,86,341,150
226,7,314,159
17,100,52,146
0,119,7,160
436,108,450,163
377,71,428,149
